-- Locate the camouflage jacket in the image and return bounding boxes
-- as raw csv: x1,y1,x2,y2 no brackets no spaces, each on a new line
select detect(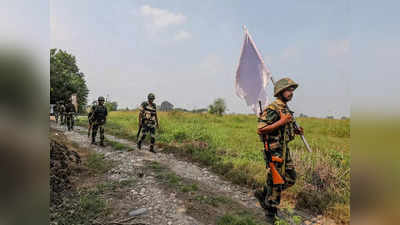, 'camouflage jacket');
65,103,76,114
139,101,157,127
59,104,65,113
257,99,295,151
91,105,108,124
